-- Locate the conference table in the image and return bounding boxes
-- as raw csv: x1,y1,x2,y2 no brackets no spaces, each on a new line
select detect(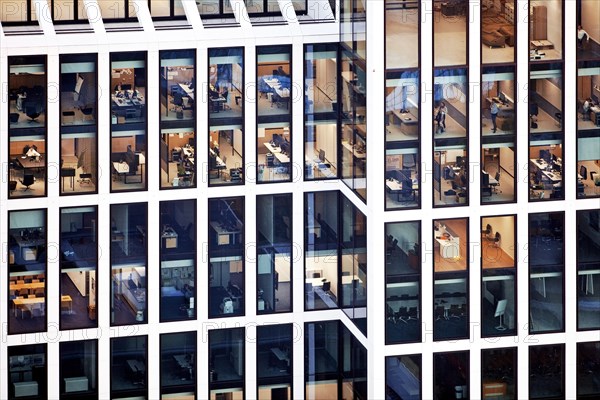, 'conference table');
386,178,419,201
61,295,73,314
13,296,45,318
